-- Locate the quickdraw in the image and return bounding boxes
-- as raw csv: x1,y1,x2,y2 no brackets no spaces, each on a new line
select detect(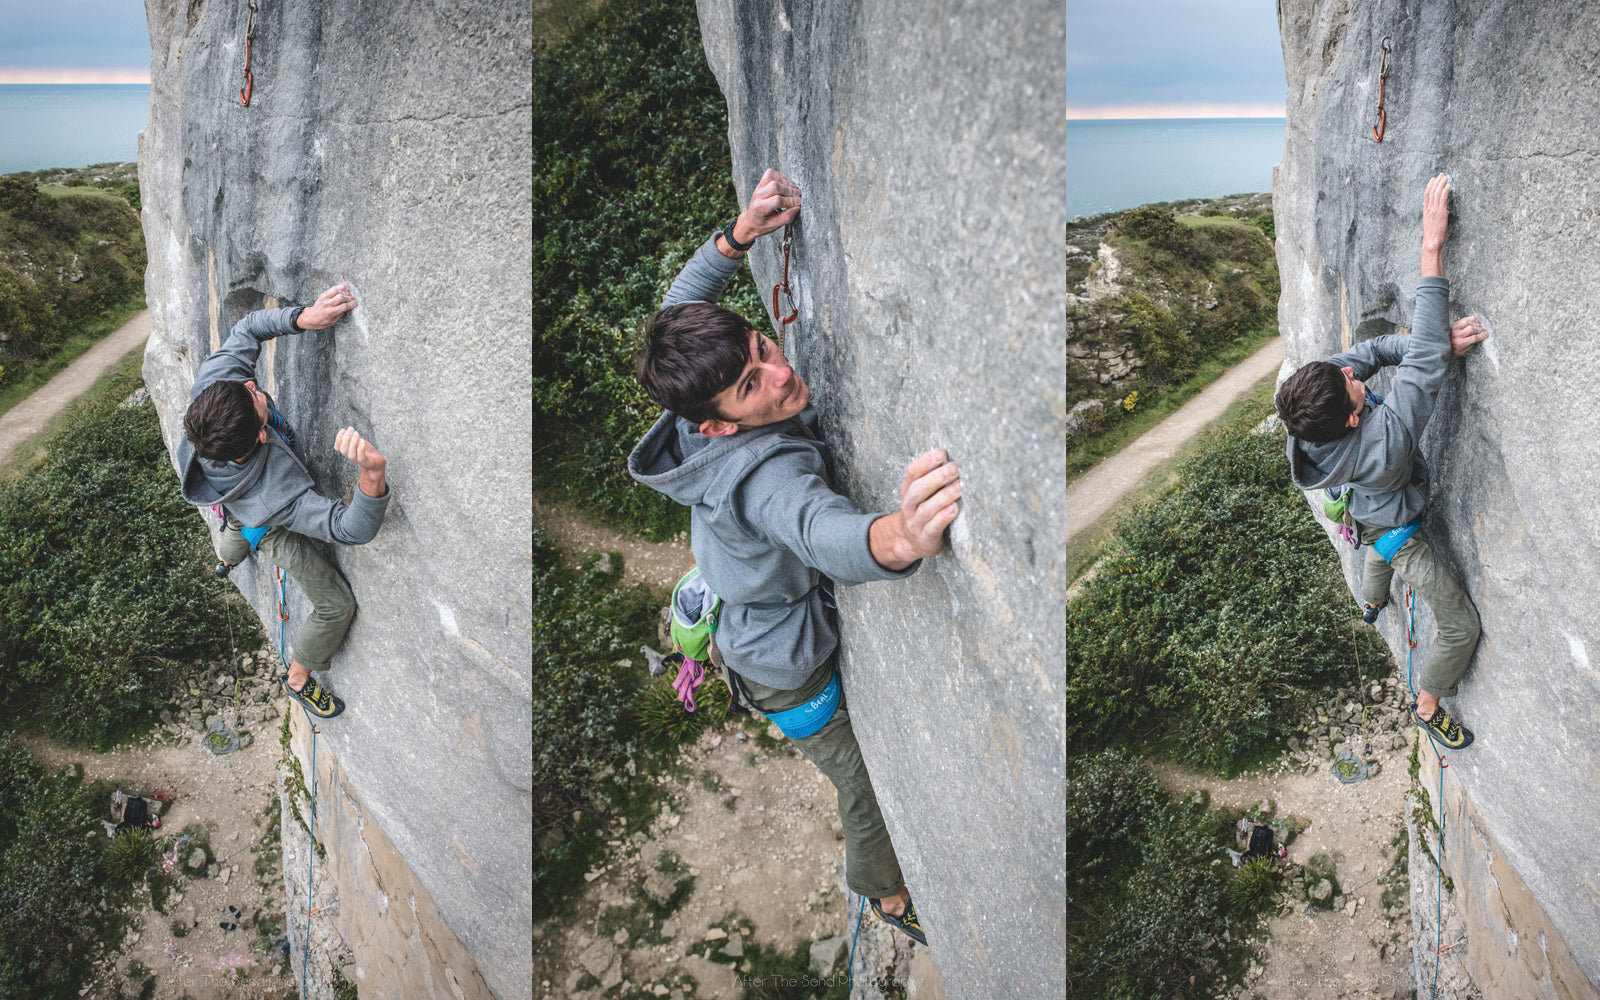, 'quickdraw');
240,1,259,107
771,223,798,349
1372,36,1391,142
